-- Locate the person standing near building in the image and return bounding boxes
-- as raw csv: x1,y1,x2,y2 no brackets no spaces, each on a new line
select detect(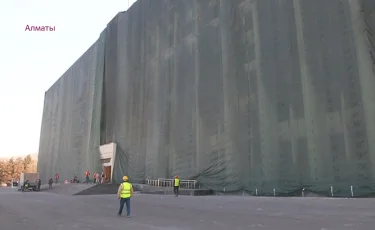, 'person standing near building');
173,175,180,197
117,176,133,218
48,178,53,190
55,173,59,183
37,178,41,191
85,170,90,183
101,172,105,184
22,180,29,192
96,172,100,184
